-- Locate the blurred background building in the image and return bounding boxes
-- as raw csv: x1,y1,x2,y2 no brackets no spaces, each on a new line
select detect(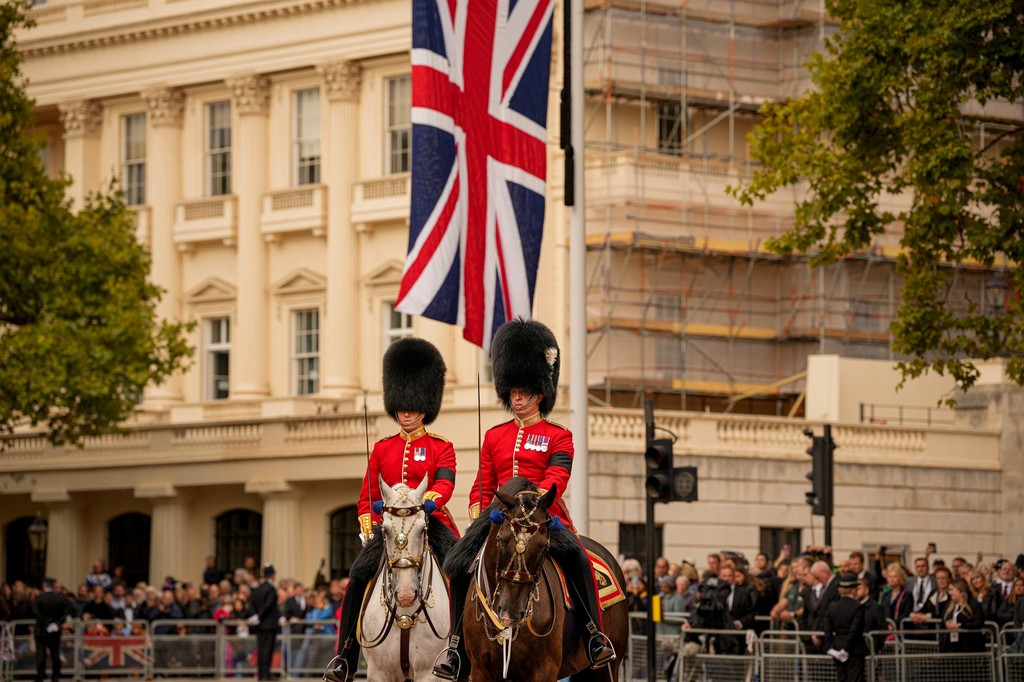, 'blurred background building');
1,0,1020,590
